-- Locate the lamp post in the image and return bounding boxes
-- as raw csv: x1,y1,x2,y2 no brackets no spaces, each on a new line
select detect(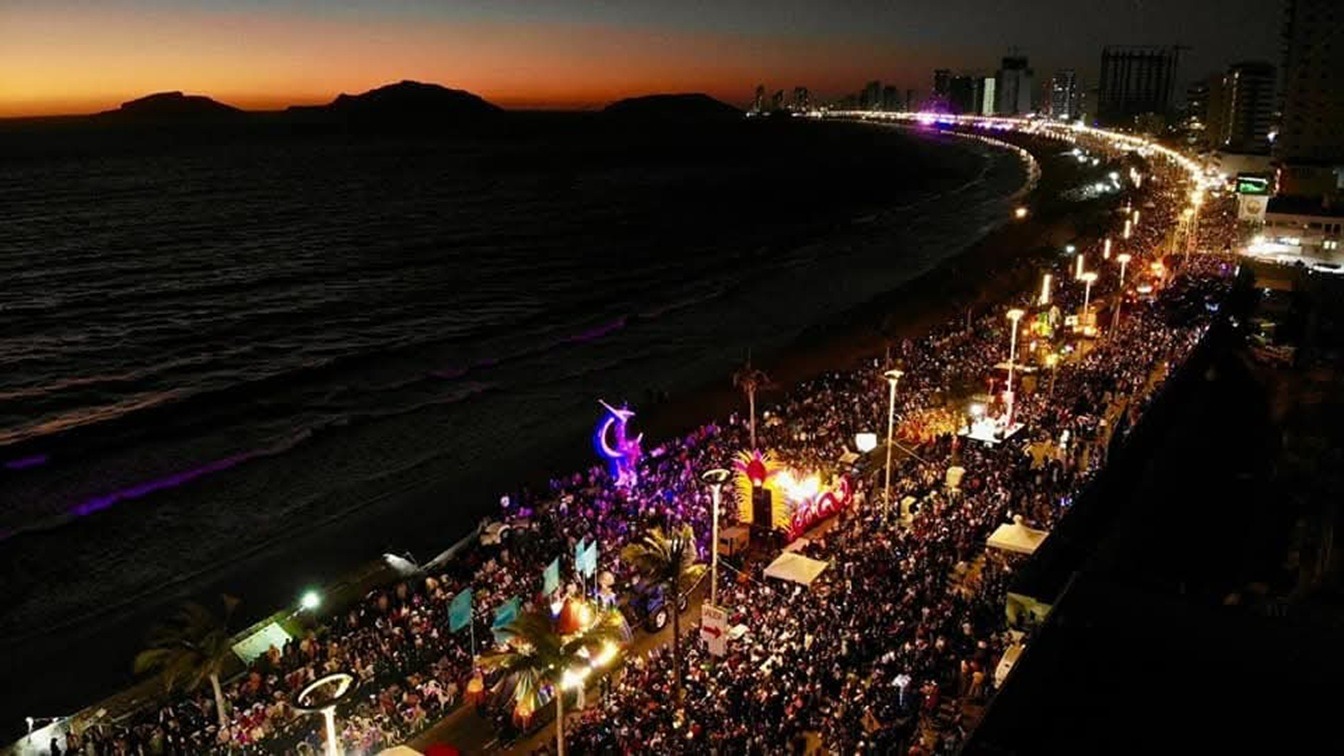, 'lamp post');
1113,254,1131,330
1103,237,1112,260
882,368,904,514
701,468,731,607
296,673,355,756
1079,271,1098,335
1039,273,1052,306
1123,218,1132,240
1005,309,1025,424
1186,194,1203,256
1075,252,1085,280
